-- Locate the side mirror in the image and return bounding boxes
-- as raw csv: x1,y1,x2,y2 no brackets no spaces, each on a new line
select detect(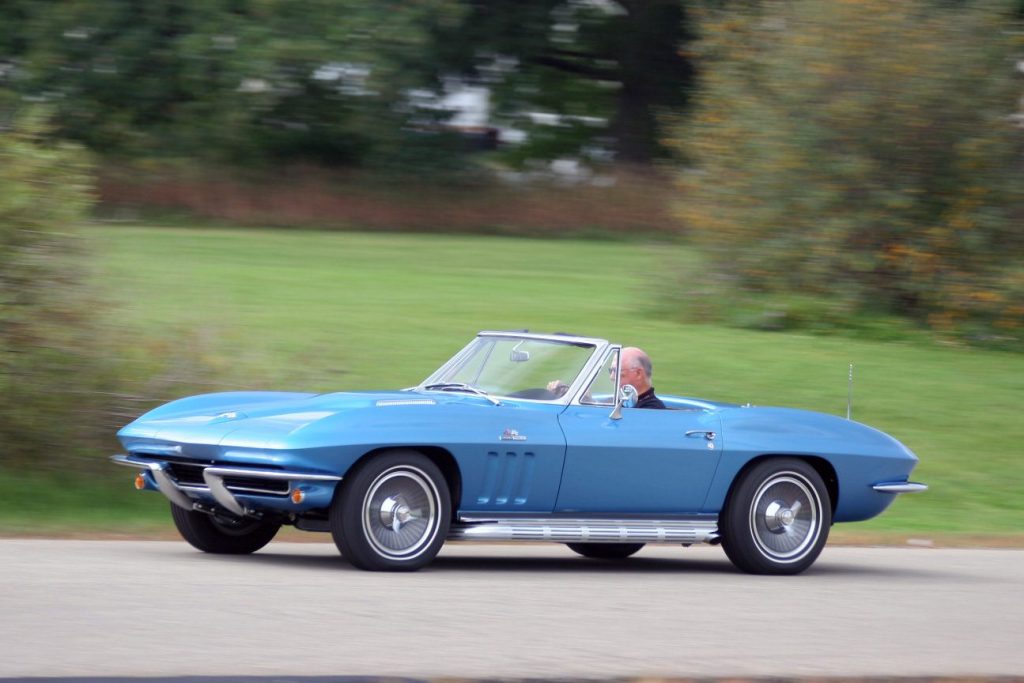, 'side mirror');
609,384,638,420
